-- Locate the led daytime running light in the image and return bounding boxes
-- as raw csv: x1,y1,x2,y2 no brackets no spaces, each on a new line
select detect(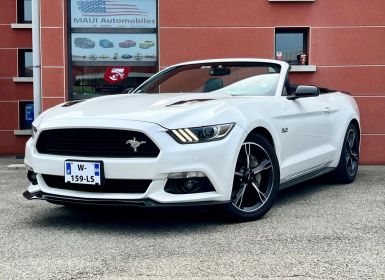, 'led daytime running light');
170,123,234,143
